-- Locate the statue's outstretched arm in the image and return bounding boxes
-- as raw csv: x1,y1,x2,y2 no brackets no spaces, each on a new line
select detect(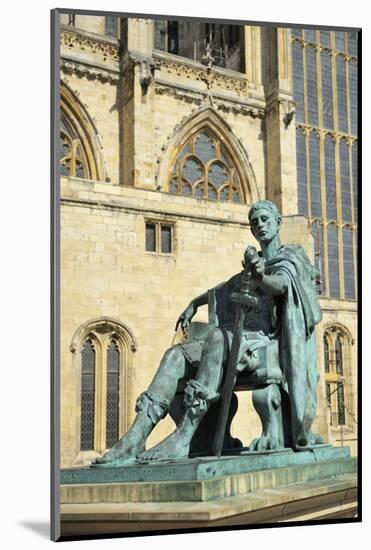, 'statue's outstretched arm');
175,291,208,332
